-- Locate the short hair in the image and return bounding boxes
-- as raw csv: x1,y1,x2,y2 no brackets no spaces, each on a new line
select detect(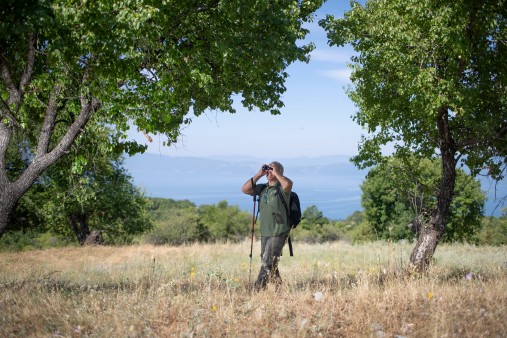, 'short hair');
269,161,284,175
